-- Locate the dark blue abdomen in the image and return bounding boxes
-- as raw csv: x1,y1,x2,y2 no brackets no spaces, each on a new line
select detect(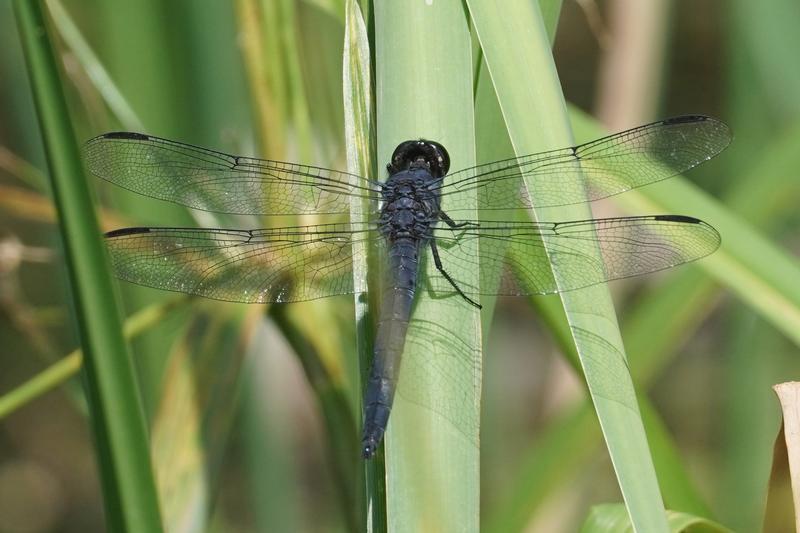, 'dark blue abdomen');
361,237,424,458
